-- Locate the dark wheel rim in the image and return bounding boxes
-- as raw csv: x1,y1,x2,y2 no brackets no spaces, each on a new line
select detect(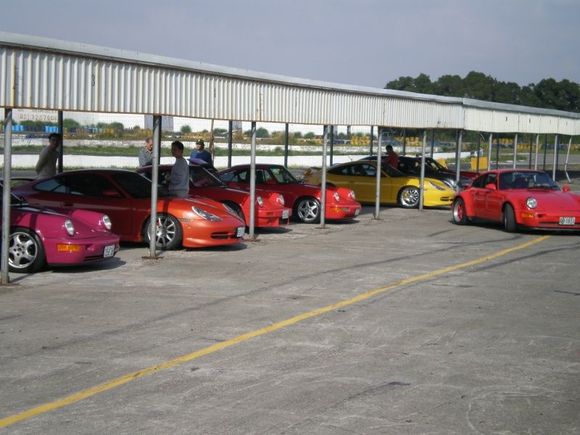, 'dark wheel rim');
297,199,320,223
400,188,420,207
155,216,177,248
9,231,39,271
453,200,464,222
